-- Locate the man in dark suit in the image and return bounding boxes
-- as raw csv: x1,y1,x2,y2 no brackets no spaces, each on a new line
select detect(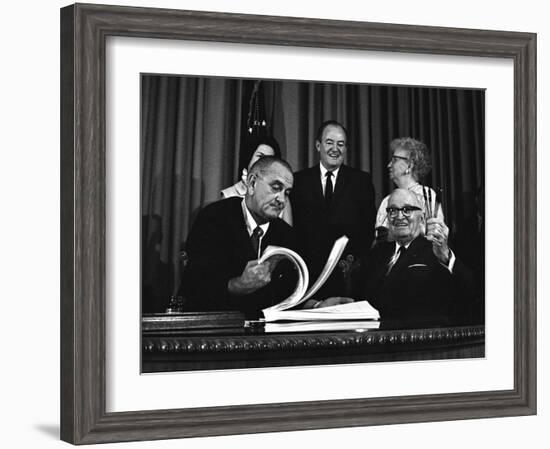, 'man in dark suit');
291,120,376,299
182,157,297,318
360,188,474,324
